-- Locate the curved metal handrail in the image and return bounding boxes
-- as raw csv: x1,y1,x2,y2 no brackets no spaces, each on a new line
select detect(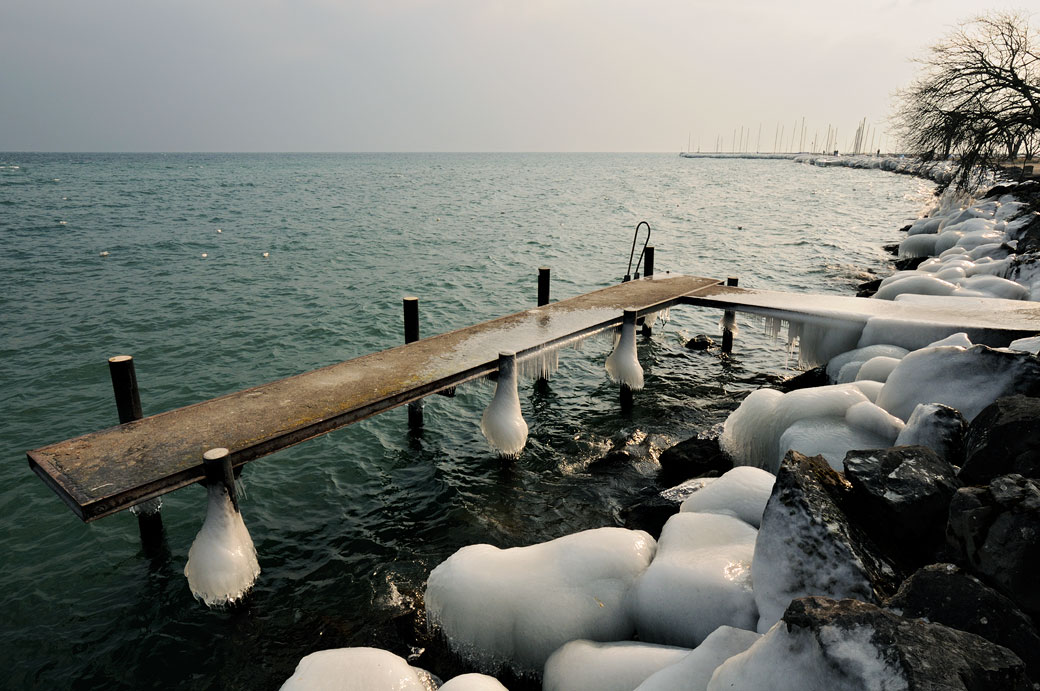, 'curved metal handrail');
623,221,651,282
